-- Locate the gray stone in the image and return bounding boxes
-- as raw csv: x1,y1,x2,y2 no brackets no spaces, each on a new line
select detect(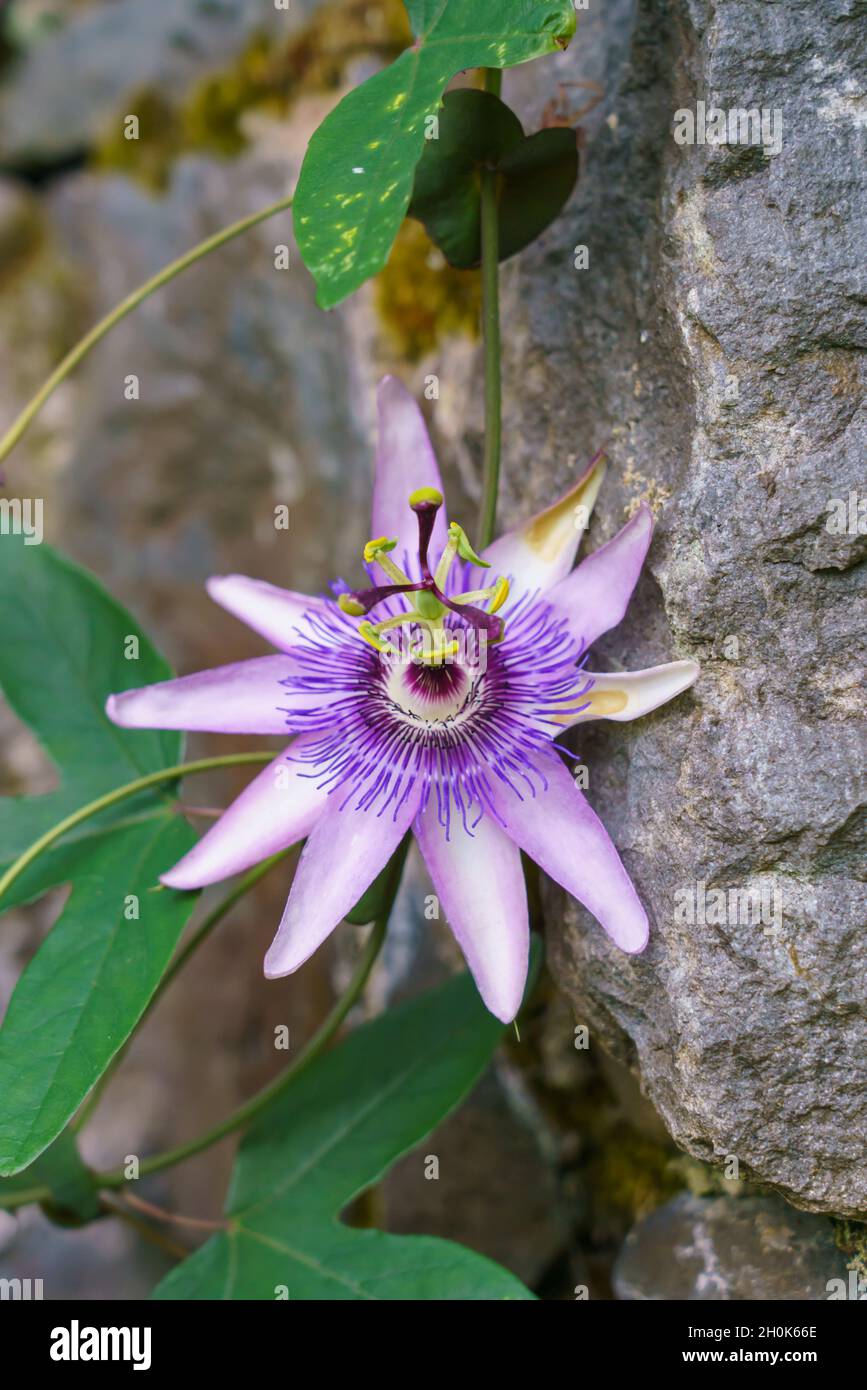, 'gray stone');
0,0,320,167
495,0,867,1216
43,154,371,619
613,1193,852,1300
